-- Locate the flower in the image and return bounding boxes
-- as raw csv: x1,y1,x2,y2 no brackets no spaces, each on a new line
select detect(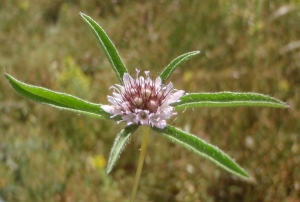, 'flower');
5,13,288,185
101,69,185,129
89,154,107,170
